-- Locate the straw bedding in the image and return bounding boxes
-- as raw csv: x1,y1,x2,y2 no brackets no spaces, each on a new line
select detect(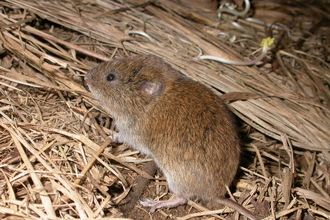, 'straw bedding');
0,0,329,219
